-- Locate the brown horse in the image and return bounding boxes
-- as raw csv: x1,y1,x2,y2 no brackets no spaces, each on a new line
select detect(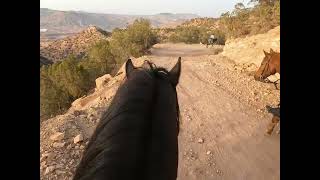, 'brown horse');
254,48,280,82
254,49,280,135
